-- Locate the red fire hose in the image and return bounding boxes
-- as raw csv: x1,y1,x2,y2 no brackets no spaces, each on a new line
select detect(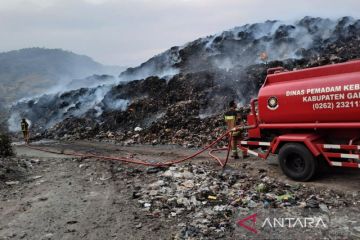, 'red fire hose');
24,99,259,168
25,130,234,168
